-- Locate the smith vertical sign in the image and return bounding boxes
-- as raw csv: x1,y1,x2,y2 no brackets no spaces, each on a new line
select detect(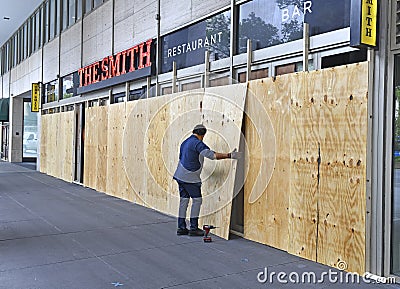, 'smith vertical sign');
350,0,378,48
31,83,40,112
361,0,377,46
